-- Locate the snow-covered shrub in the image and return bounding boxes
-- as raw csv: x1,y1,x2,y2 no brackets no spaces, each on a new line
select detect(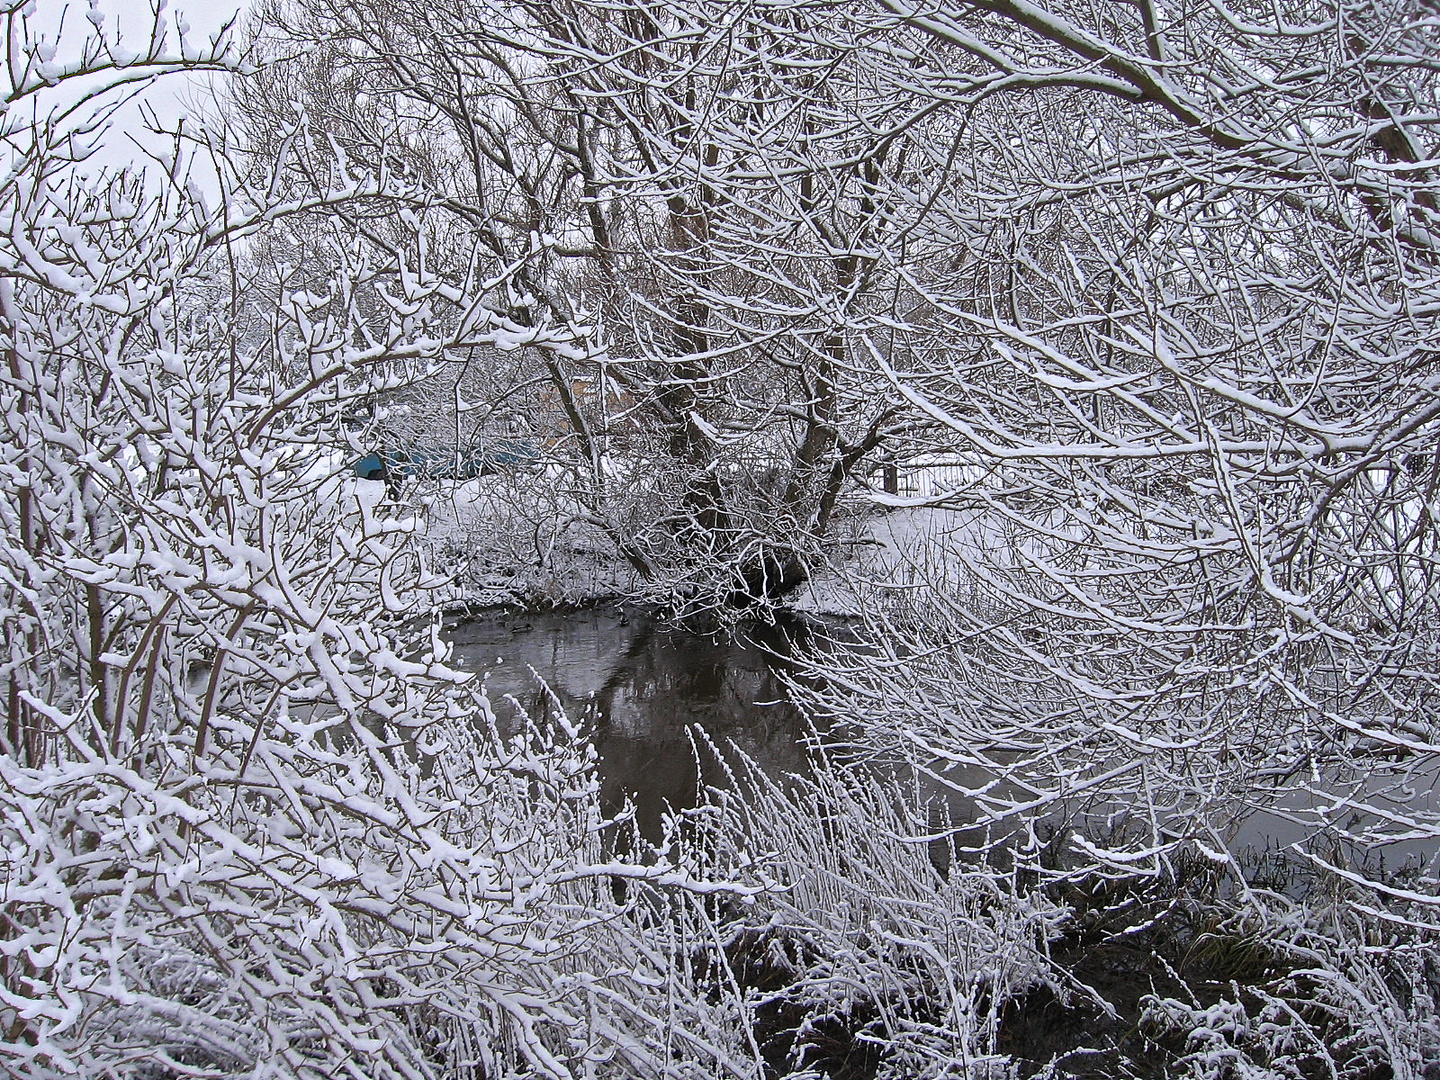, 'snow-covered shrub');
420,472,645,609
787,570,1440,1073
0,11,758,1078
690,745,1067,1079
0,705,764,1078
1138,884,1440,1080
